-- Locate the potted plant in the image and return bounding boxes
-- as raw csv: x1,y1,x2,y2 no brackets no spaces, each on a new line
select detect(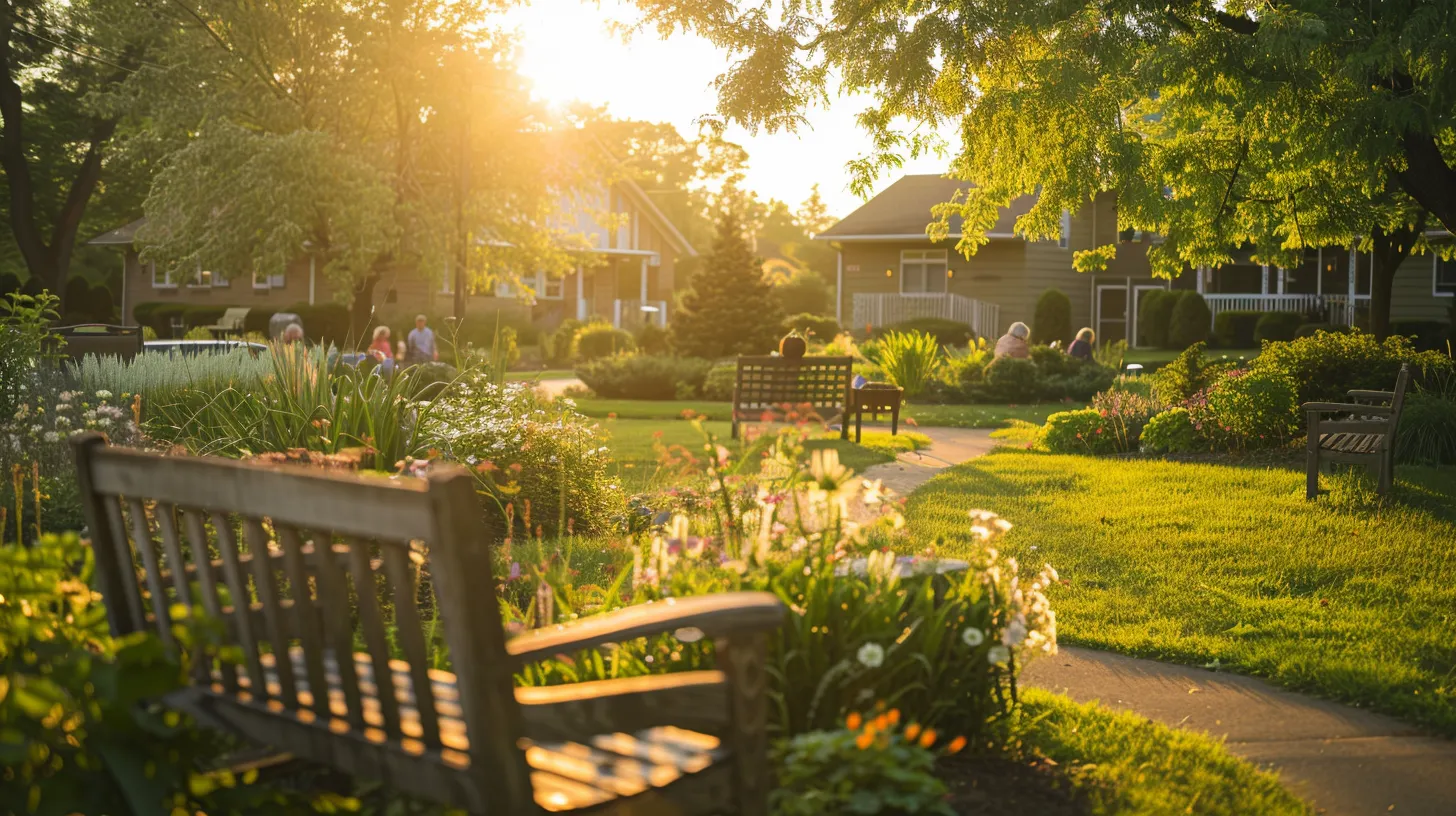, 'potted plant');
779,329,809,359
